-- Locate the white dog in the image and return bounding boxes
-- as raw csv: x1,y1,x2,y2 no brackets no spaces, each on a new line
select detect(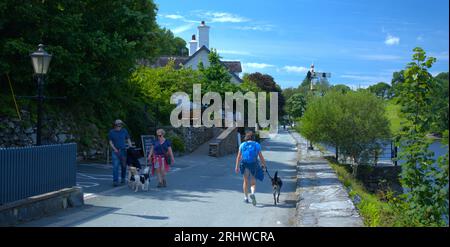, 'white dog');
130,167,150,192
128,167,139,189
